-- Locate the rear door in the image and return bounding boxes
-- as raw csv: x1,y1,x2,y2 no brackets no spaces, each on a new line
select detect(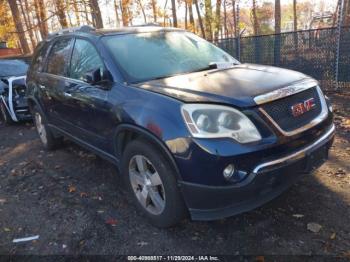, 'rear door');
40,37,74,129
